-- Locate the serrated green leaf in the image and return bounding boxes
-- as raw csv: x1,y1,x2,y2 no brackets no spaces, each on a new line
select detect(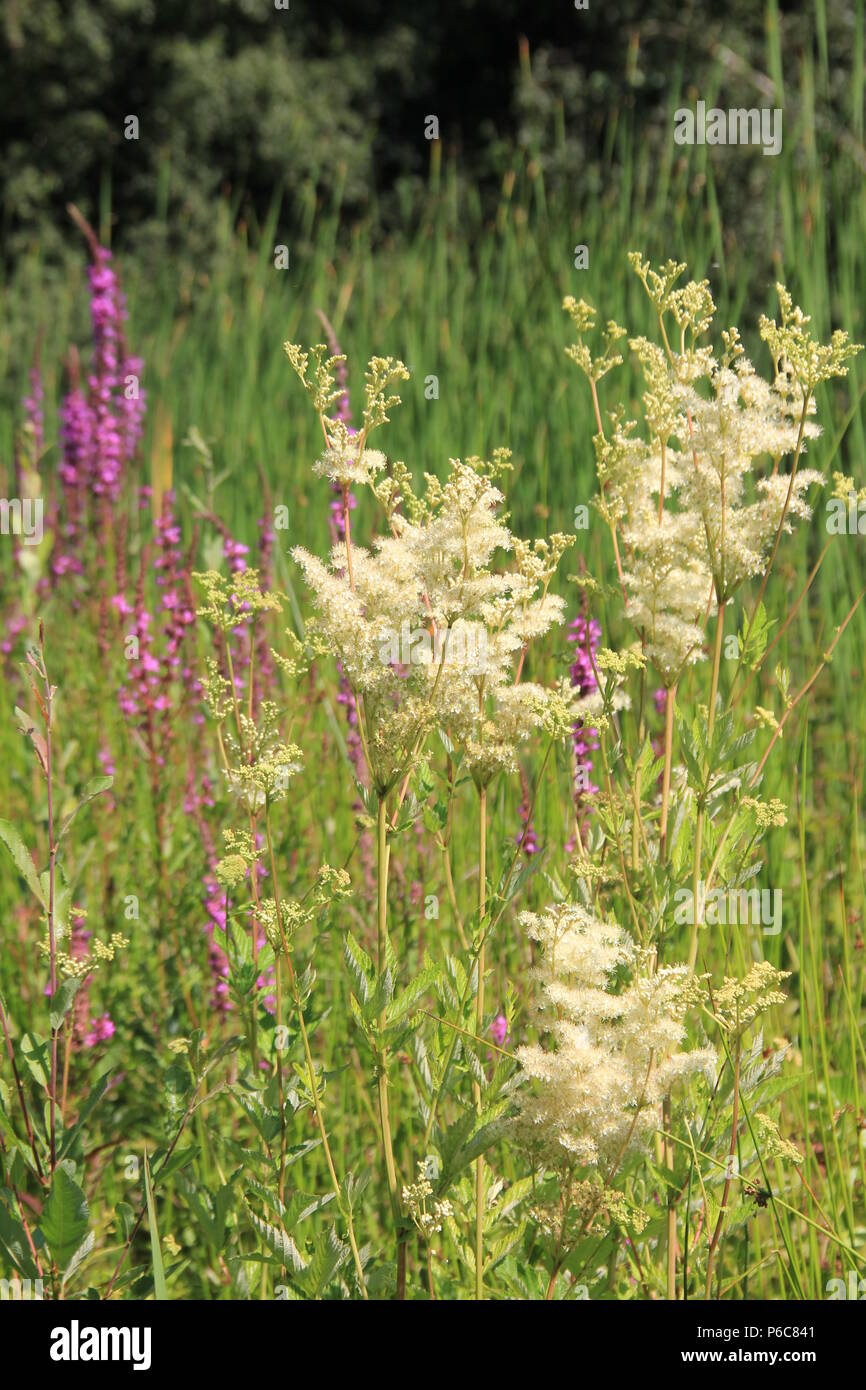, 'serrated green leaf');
0,821,44,905
246,1205,306,1271
343,931,372,1005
